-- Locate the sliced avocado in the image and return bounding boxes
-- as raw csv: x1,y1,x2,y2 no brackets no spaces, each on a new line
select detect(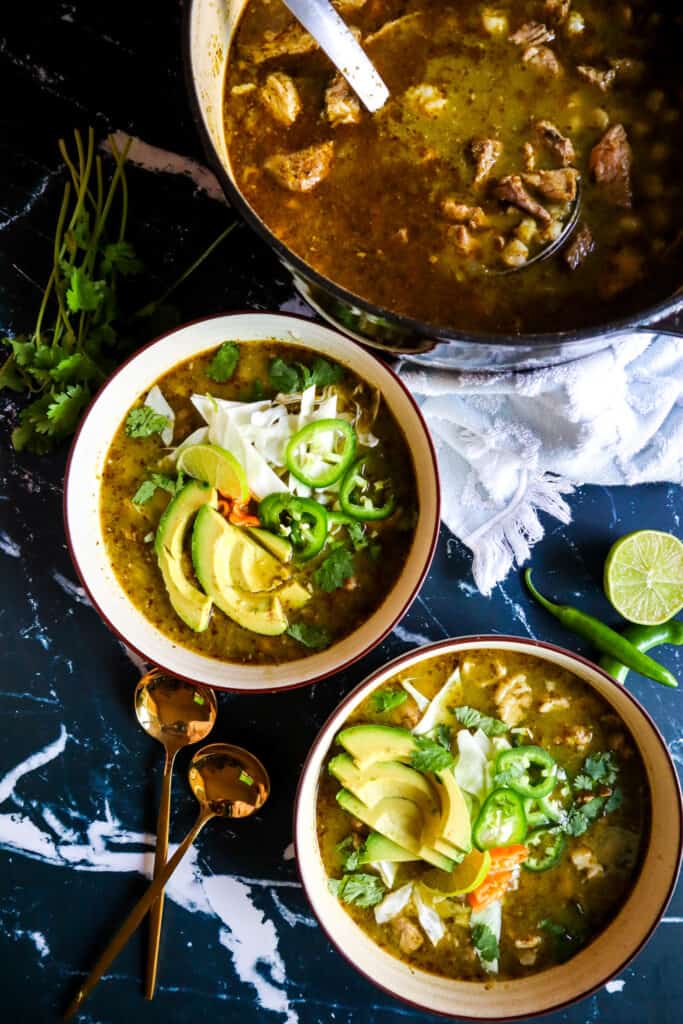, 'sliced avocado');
154,480,217,631
432,837,467,862
329,754,440,814
226,524,290,592
358,831,418,864
433,768,472,853
336,789,453,871
336,724,416,770
155,480,217,560
277,579,312,612
248,527,293,563
192,507,289,636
